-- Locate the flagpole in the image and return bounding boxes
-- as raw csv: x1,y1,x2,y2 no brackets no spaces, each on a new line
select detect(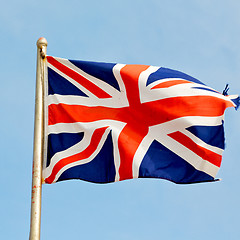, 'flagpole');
29,37,48,240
